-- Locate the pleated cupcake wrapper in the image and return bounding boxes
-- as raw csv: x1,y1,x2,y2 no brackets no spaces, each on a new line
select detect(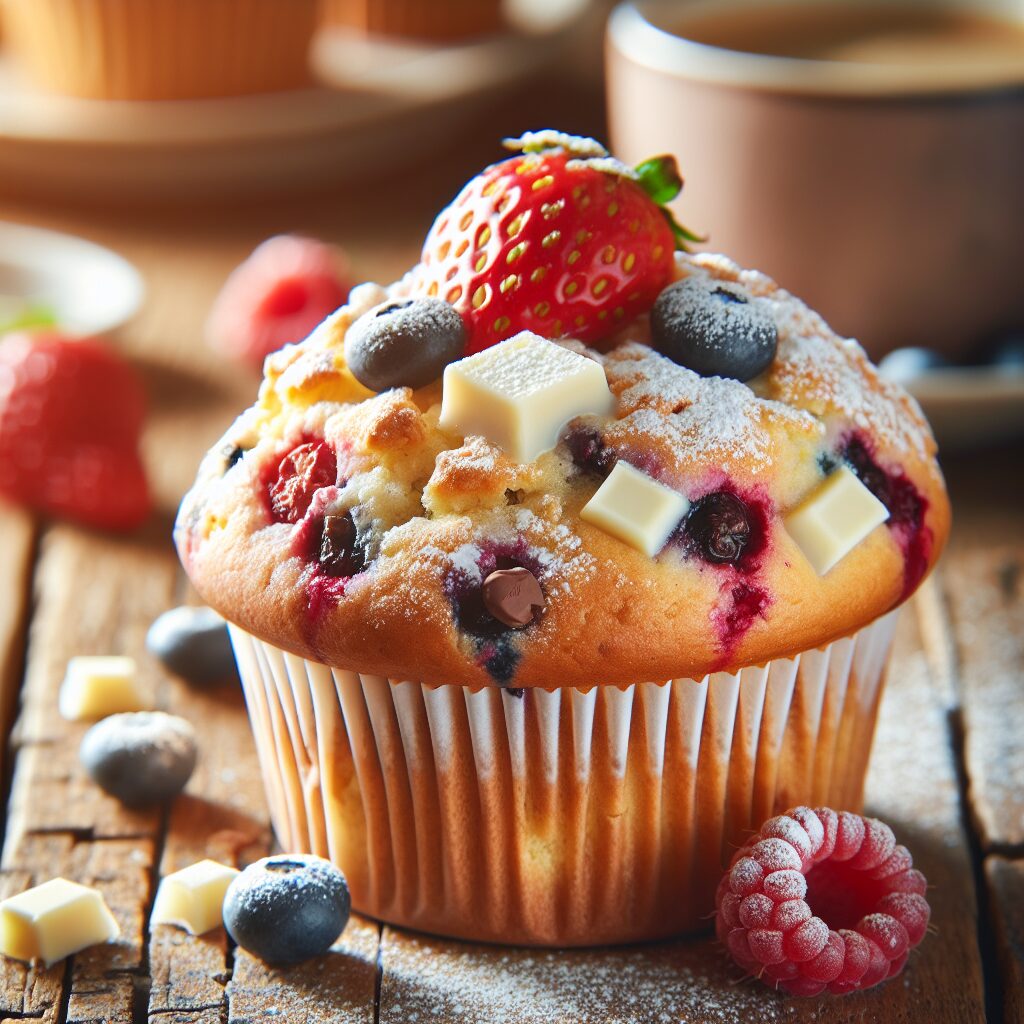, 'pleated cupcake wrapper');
4,0,316,100
229,611,898,947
